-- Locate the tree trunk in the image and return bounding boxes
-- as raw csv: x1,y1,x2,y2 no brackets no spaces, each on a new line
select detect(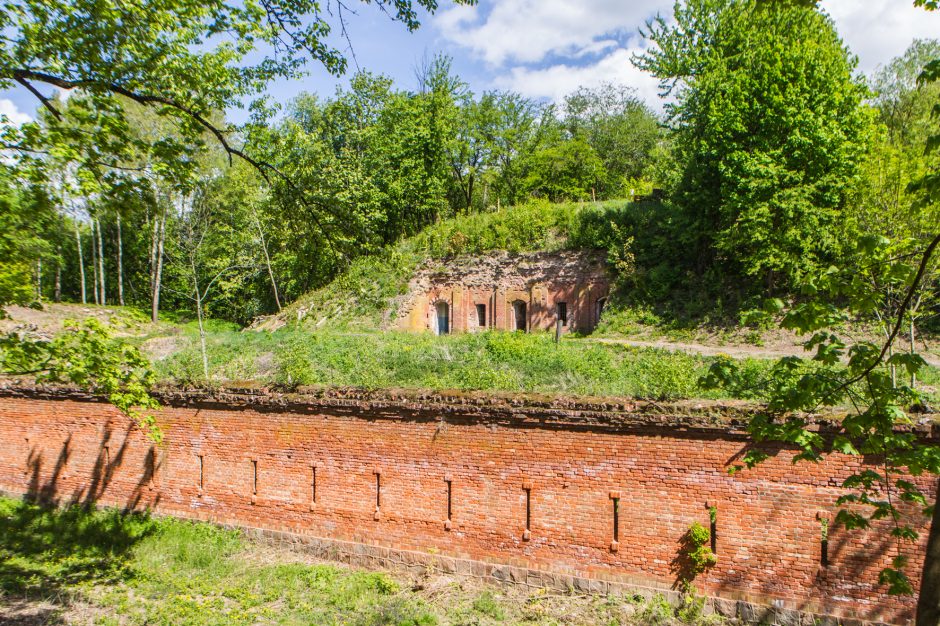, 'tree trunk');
90,219,99,305
116,212,125,306
466,175,474,213
192,258,210,382
253,210,282,312
151,213,166,323
54,254,61,303
75,223,86,304
35,258,42,303
149,210,158,307
96,217,106,305
916,476,940,625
